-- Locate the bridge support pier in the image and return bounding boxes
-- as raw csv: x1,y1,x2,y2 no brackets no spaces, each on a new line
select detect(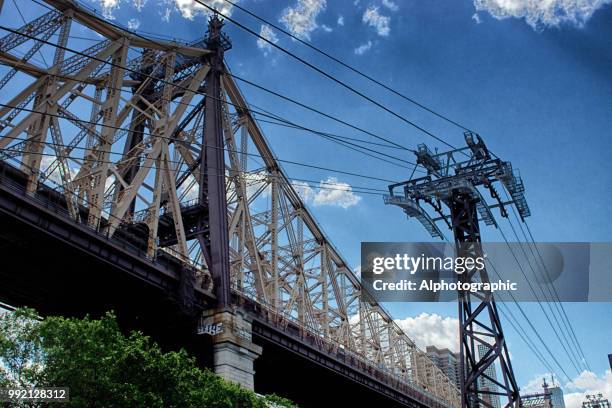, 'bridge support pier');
201,309,262,391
